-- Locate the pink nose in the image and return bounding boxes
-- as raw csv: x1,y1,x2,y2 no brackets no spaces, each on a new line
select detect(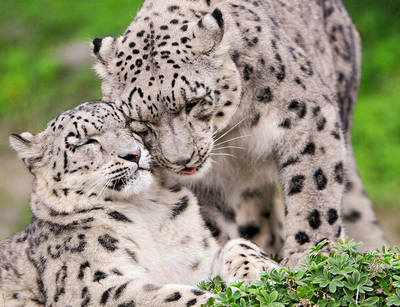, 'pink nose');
118,148,141,163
